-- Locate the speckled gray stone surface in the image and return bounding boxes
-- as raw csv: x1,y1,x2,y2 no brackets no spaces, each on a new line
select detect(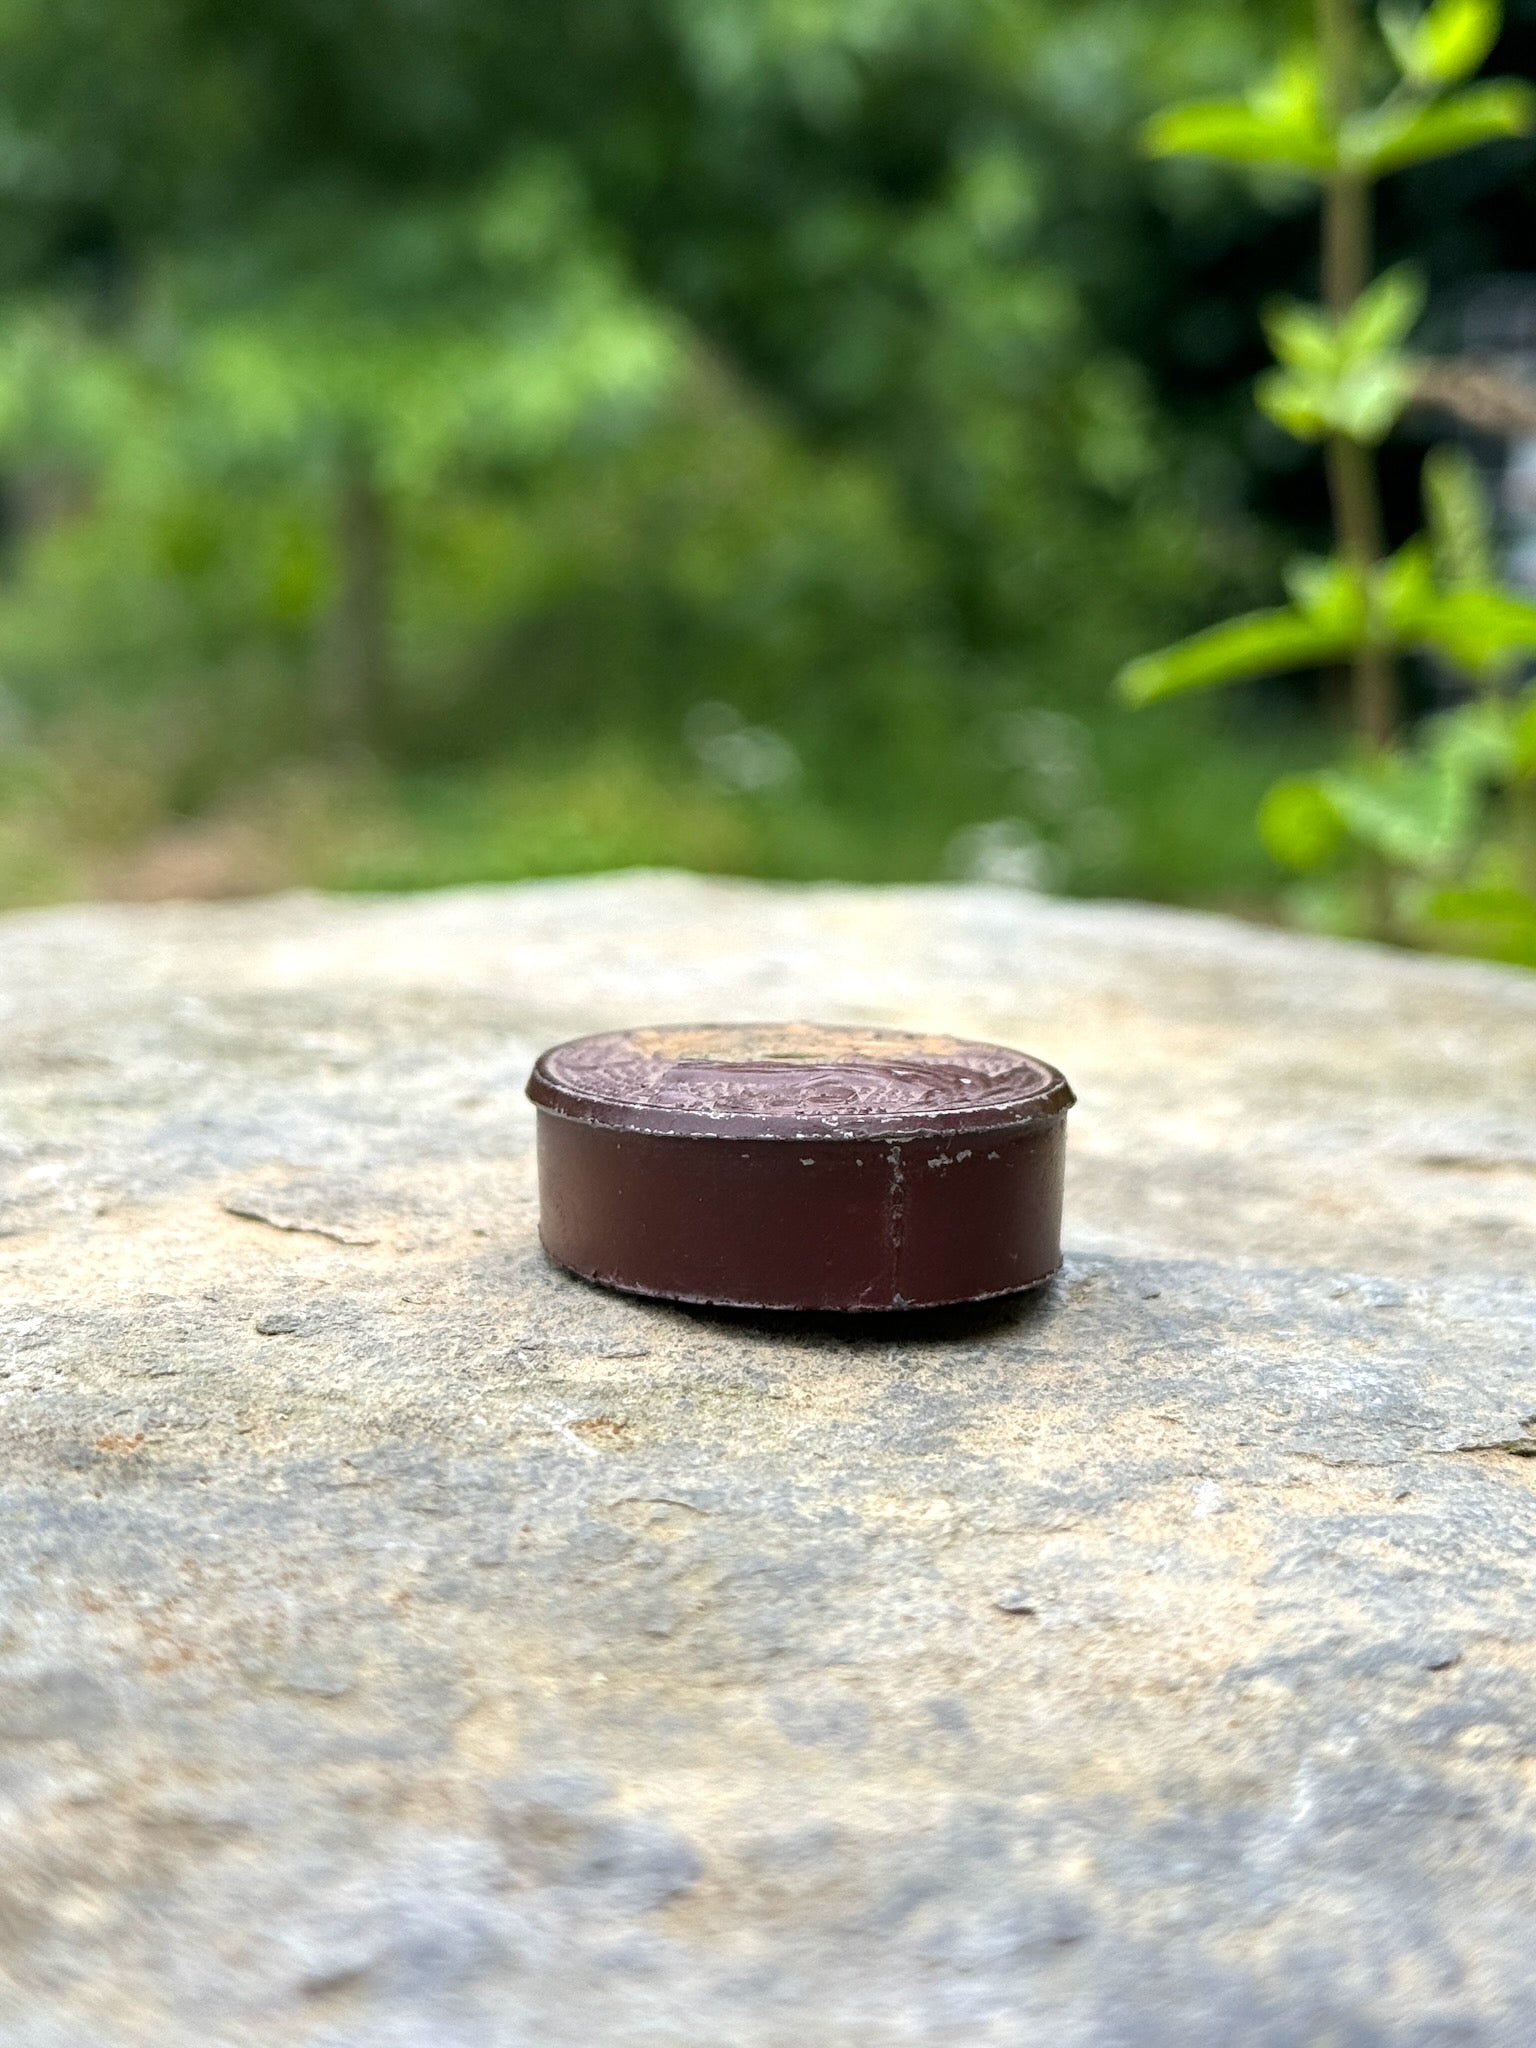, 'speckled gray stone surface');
1,873,1534,2046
